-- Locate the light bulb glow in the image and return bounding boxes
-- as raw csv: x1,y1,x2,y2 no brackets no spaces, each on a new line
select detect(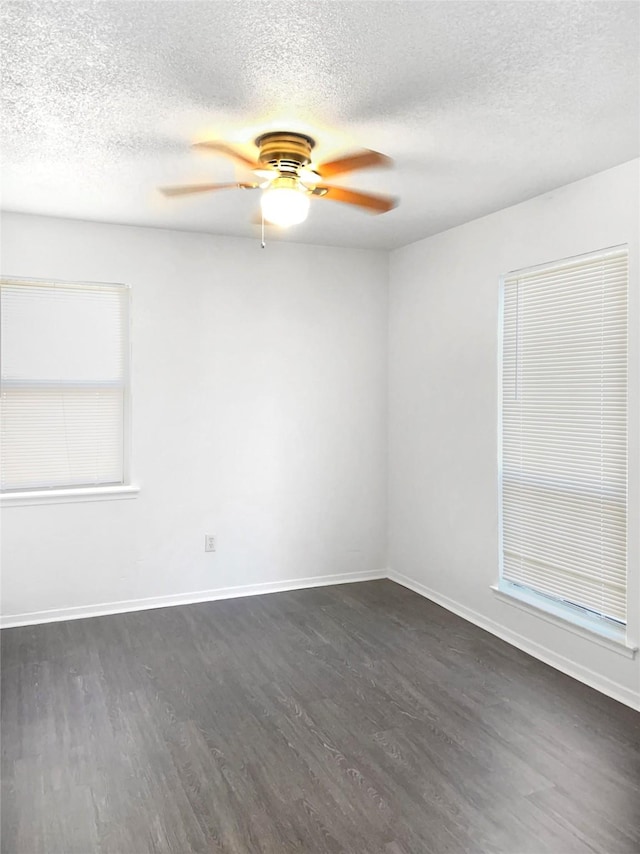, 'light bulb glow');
261,183,310,227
